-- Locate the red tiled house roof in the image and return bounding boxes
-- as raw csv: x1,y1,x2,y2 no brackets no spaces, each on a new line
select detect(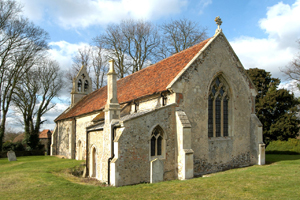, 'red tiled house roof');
55,38,211,122
39,129,51,139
